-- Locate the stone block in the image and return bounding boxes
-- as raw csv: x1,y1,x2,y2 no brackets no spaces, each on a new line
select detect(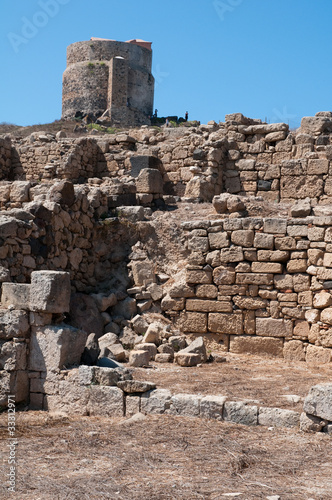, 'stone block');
307,159,329,175
0,310,29,340
257,250,289,262
177,336,207,362
303,384,332,421
135,343,157,360
283,340,305,361
233,296,267,310
136,168,163,194
220,247,244,263
186,299,232,313
178,312,207,333
318,329,332,348
231,230,254,247
208,232,229,249
213,266,236,285
44,381,89,415
87,386,124,417
223,401,258,426
263,218,287,234
256,318,292,338
253,233,274,249
155,353,172,363
117,380,156,393
0,341,27,371
30,271,71,313
128,350,150,367
208,313,243,335
140,388,172,414
0,283,27,310
258,407,300,428
196,285,218,299
229,336,283,357
251,262,283,274
125,395,141,417
236,273,274,285
186,269,212,284
320,307,332,325
131,260,155,286
175,352,201,366
200,395,227,421
170,393,201,417
29,325,88,372
306,345,332,364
